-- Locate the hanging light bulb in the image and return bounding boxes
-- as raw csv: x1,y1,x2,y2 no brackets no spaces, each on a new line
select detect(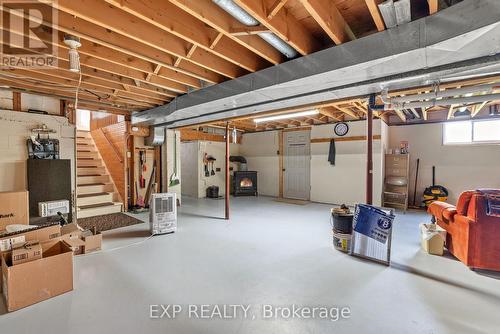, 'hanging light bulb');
63,35,81,72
